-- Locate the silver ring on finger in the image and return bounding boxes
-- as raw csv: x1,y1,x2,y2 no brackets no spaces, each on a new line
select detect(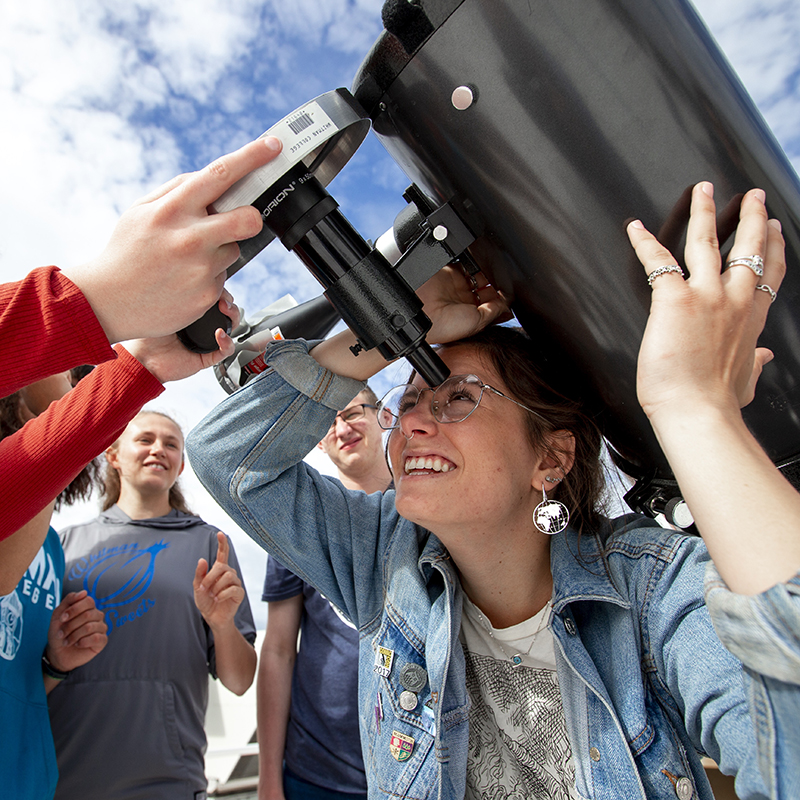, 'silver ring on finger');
647,264,685,287
725,255,764,277
755,283,777,303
